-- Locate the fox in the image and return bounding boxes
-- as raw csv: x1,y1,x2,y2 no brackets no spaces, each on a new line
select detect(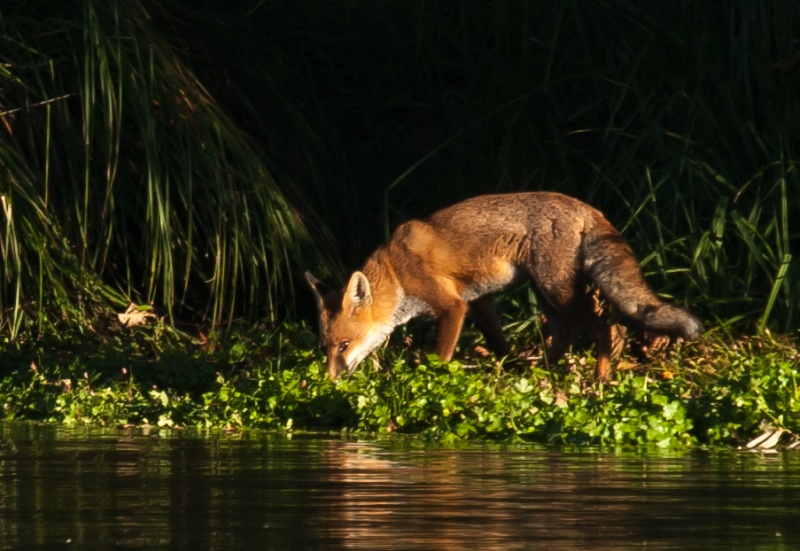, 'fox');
306,192,702,381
